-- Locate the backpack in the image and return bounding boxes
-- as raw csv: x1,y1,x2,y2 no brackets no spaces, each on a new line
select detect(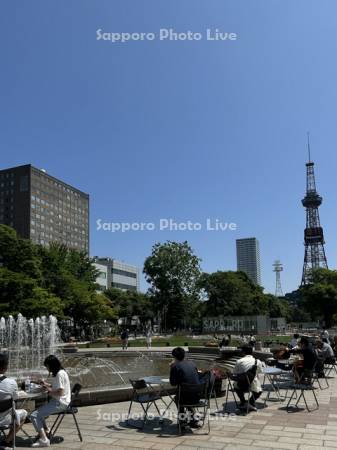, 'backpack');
235,359,258,391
